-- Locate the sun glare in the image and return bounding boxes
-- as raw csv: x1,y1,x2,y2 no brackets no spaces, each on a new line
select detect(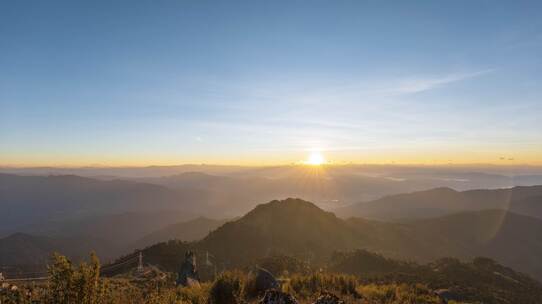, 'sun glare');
305,151,326,166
